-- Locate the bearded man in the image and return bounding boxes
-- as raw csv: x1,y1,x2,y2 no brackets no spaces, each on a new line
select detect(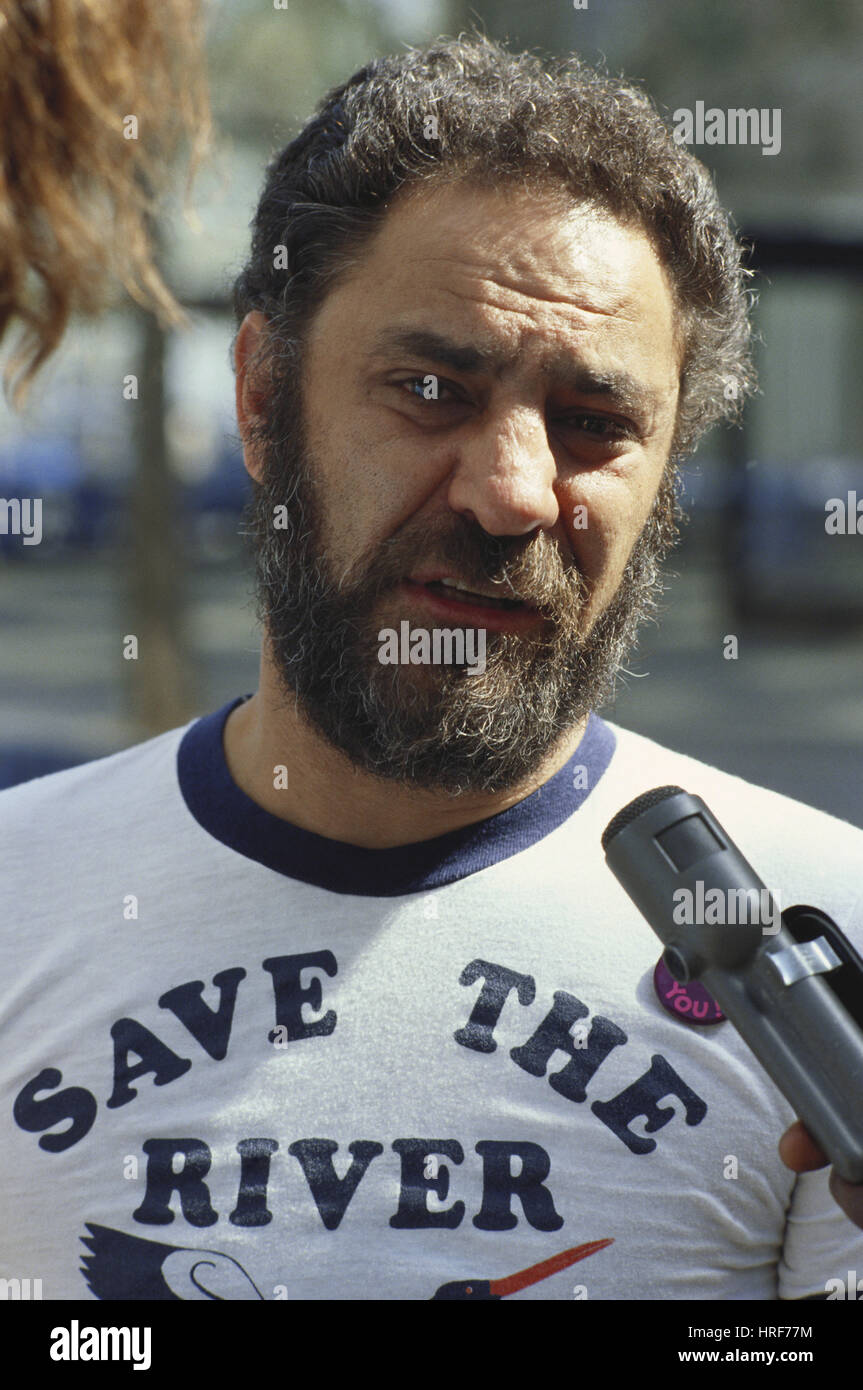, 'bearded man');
3,34,862,1303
